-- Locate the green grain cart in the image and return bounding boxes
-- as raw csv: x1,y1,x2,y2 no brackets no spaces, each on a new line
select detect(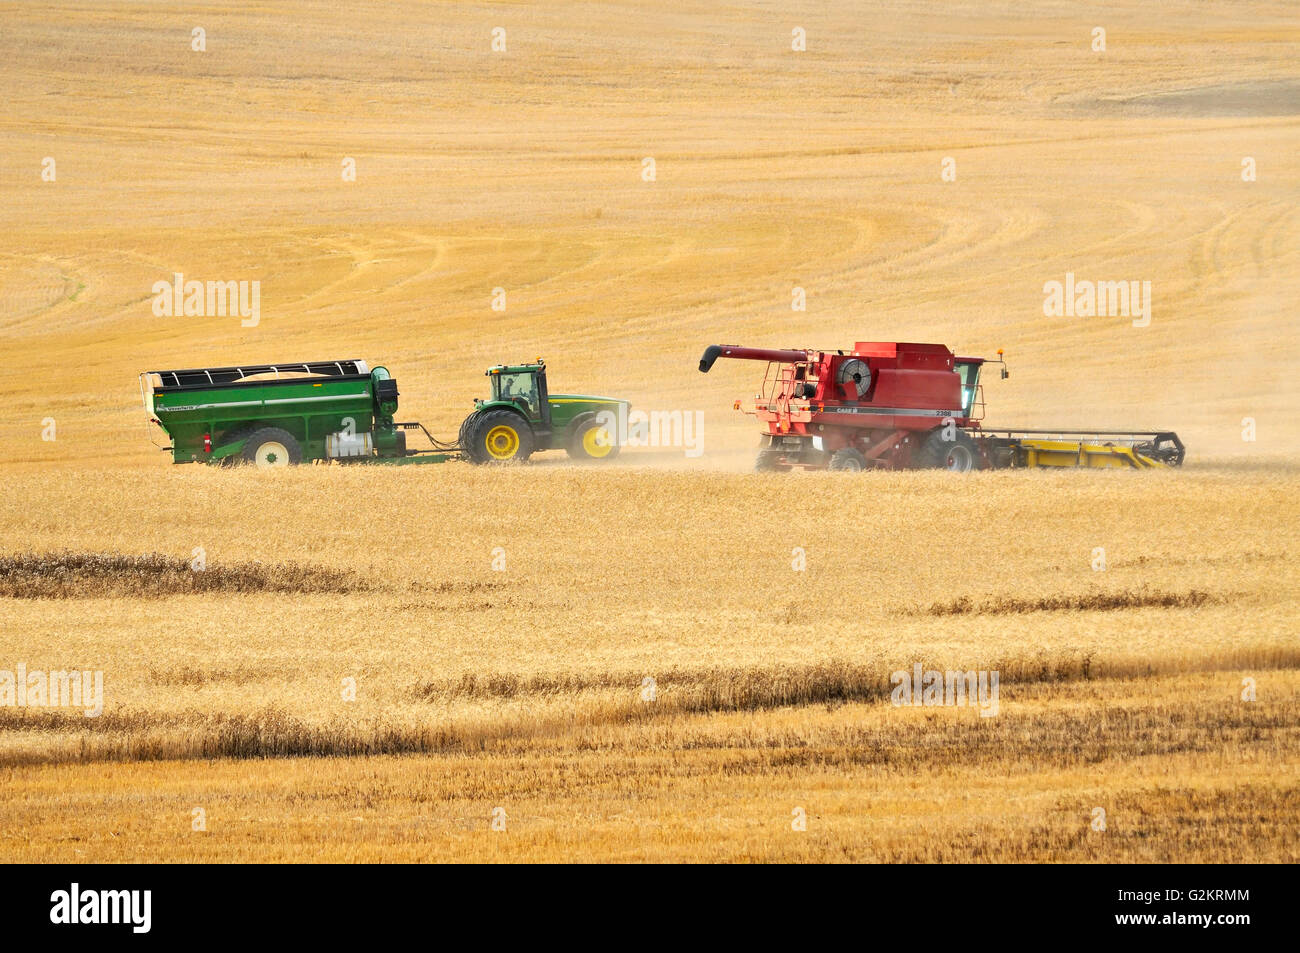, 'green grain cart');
141,359,627,467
